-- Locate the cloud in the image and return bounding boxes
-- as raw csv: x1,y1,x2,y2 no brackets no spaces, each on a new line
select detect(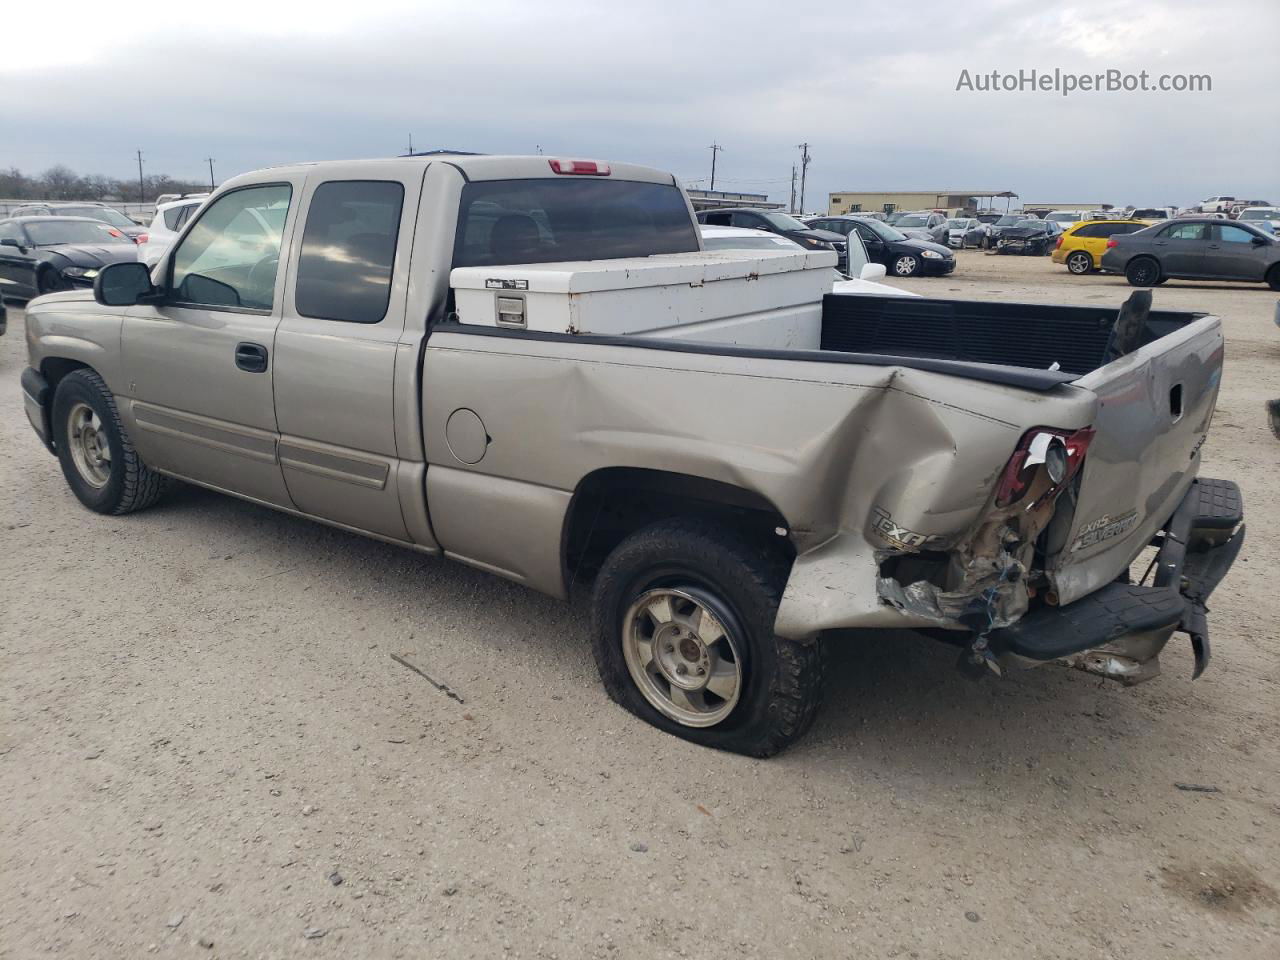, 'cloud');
2,0,1276,208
